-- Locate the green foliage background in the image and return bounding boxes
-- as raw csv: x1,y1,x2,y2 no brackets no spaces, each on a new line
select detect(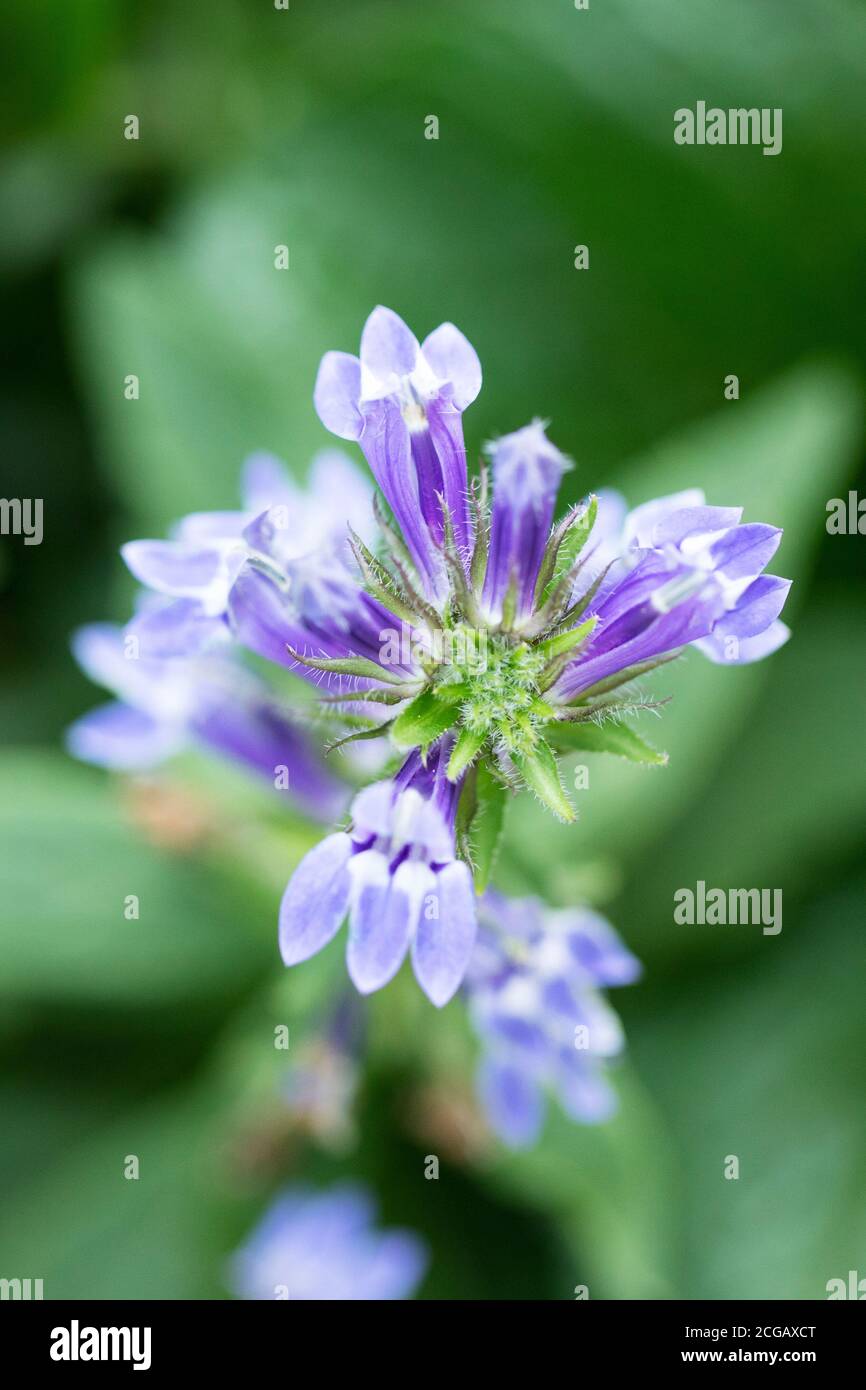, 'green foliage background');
1,0,864,1299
